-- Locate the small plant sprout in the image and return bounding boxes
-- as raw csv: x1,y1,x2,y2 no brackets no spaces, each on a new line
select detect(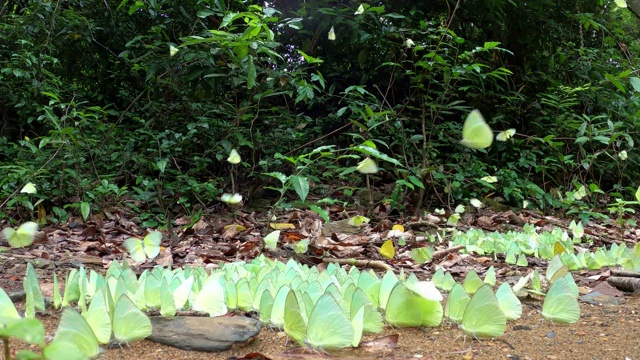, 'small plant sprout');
405,39,415,48
357,157,378,212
